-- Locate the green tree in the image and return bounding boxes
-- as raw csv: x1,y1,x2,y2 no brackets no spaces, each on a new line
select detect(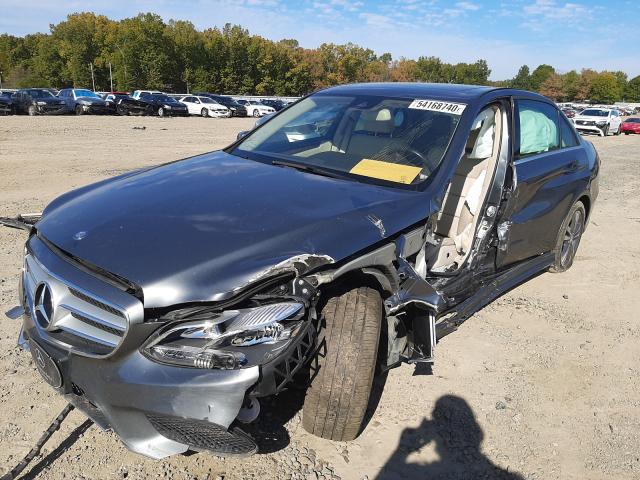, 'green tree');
590,72,622,103
511,65,531,90
529,64,555,92
625,75,640,102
